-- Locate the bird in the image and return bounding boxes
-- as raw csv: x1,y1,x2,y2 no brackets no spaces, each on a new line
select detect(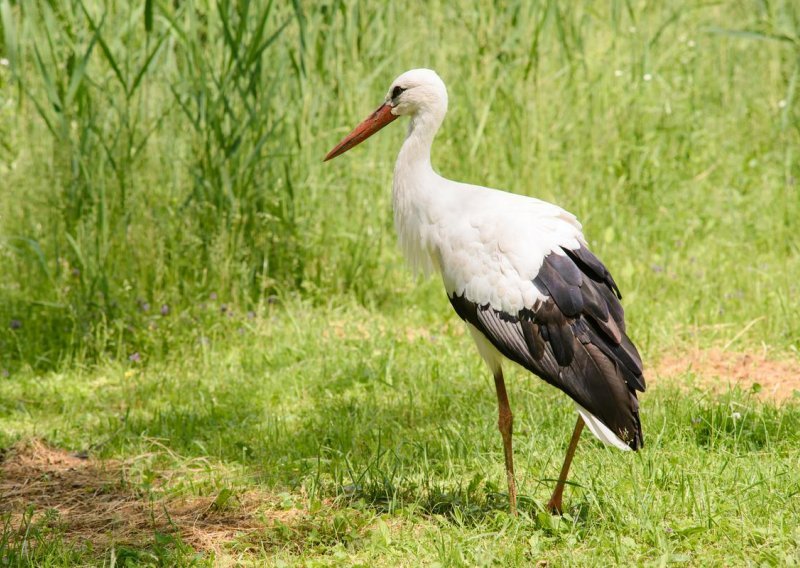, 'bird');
324,68,645,516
